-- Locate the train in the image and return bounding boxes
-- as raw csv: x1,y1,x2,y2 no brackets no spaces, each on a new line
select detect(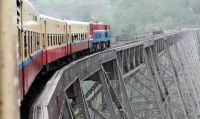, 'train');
17,0,111,100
